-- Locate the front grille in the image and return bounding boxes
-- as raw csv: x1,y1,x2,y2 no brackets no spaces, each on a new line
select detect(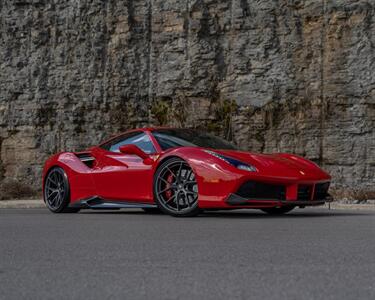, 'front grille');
236,181,286,200
314,182,330,200
298,185,312,201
